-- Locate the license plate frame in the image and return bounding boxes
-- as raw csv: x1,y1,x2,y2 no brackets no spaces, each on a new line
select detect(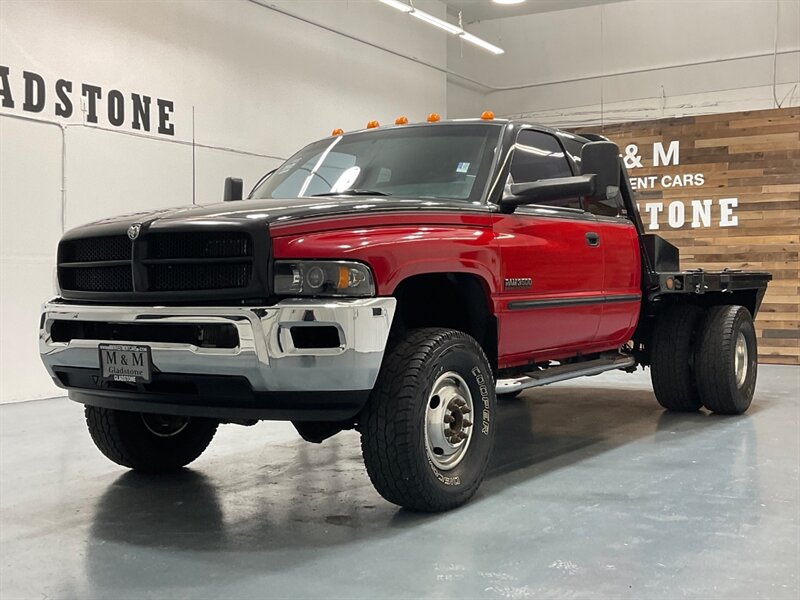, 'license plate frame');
98,343,153,384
